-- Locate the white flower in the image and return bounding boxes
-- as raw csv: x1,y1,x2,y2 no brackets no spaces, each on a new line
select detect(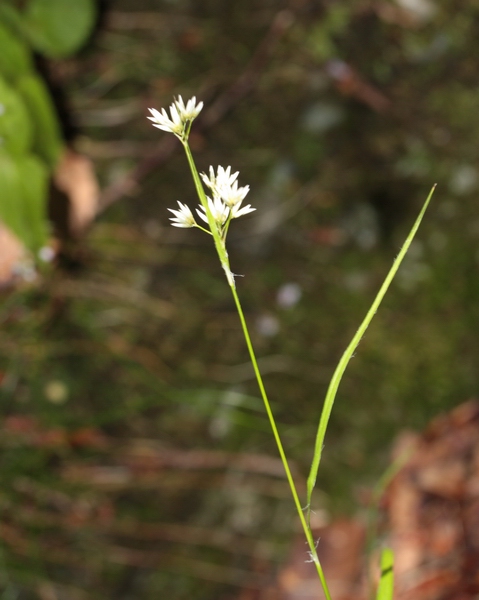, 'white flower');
168,201,197,228
196,195,229,227
148,105,184,136
174,95,203,121
201,165,239,192
217,180,250,208
230,202,256,219
147,95,203,138
201,165,250,207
